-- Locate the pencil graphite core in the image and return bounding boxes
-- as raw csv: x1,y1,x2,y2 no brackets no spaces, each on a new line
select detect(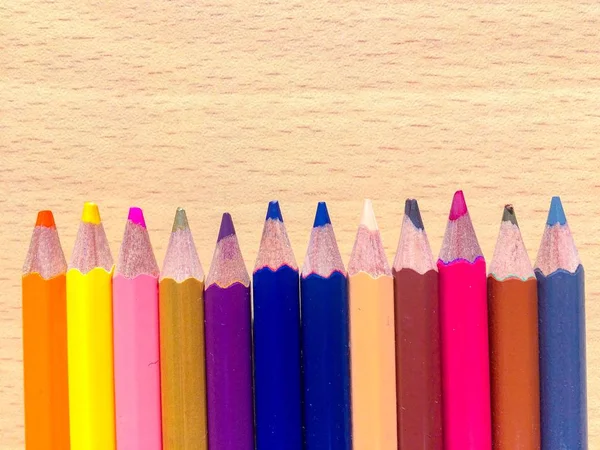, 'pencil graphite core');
159,277,207,450
488,276,541,450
